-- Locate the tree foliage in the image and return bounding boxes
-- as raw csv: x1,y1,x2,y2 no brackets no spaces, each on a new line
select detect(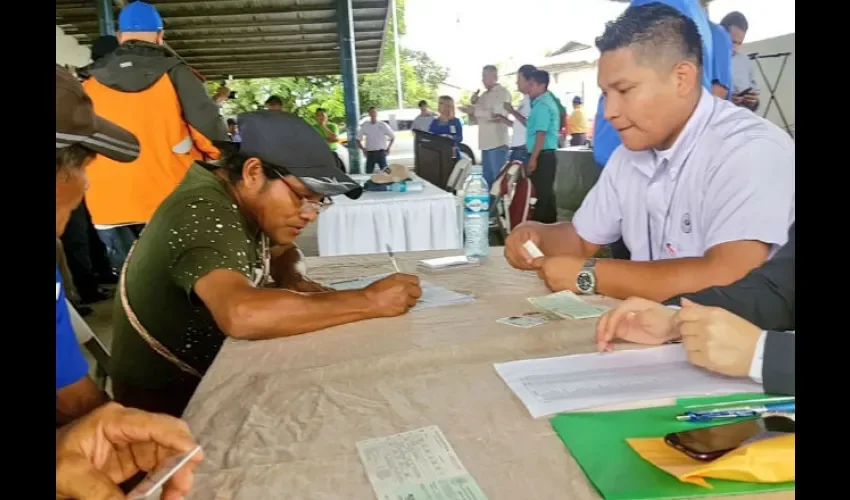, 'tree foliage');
205,0,447,128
